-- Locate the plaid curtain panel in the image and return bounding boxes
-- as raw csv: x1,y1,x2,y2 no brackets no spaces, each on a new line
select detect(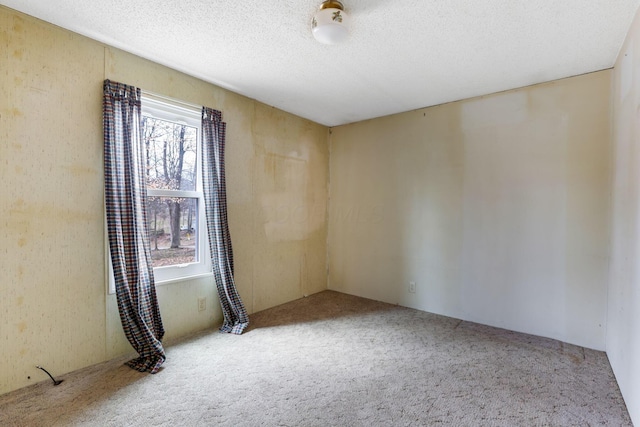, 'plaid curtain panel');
103,80,166,373
201,107,249,334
